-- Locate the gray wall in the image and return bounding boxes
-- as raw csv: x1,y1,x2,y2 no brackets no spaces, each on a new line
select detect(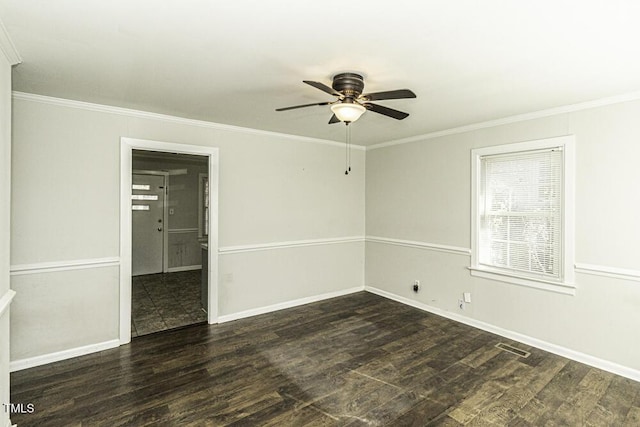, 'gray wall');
10,97,365,362
366,100,640,372
8,87,640,380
